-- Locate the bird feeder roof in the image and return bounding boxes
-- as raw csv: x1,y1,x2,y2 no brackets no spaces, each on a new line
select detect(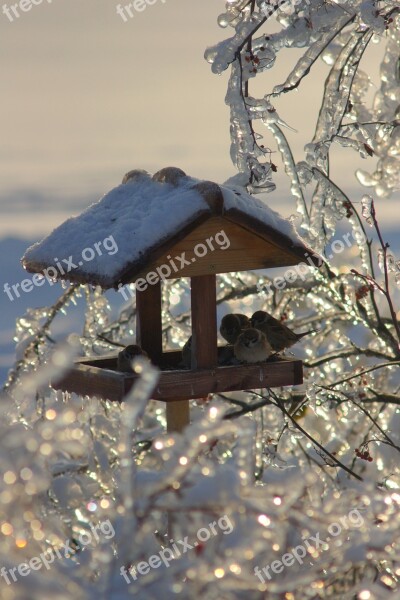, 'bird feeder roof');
22,167,321,288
